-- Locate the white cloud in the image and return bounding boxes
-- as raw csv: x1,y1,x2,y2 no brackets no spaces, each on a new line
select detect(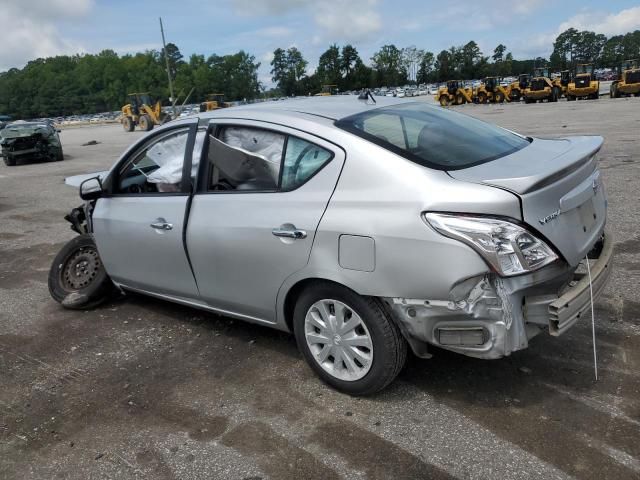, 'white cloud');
313,0,381,42
557,6,640,36
230,0,381,42
514,6,640,60
0,0,93,71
